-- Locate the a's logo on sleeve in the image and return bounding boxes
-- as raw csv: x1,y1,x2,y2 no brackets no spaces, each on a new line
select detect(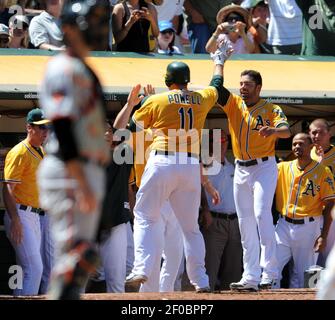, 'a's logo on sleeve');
273,108,286,120
325,176,334,191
